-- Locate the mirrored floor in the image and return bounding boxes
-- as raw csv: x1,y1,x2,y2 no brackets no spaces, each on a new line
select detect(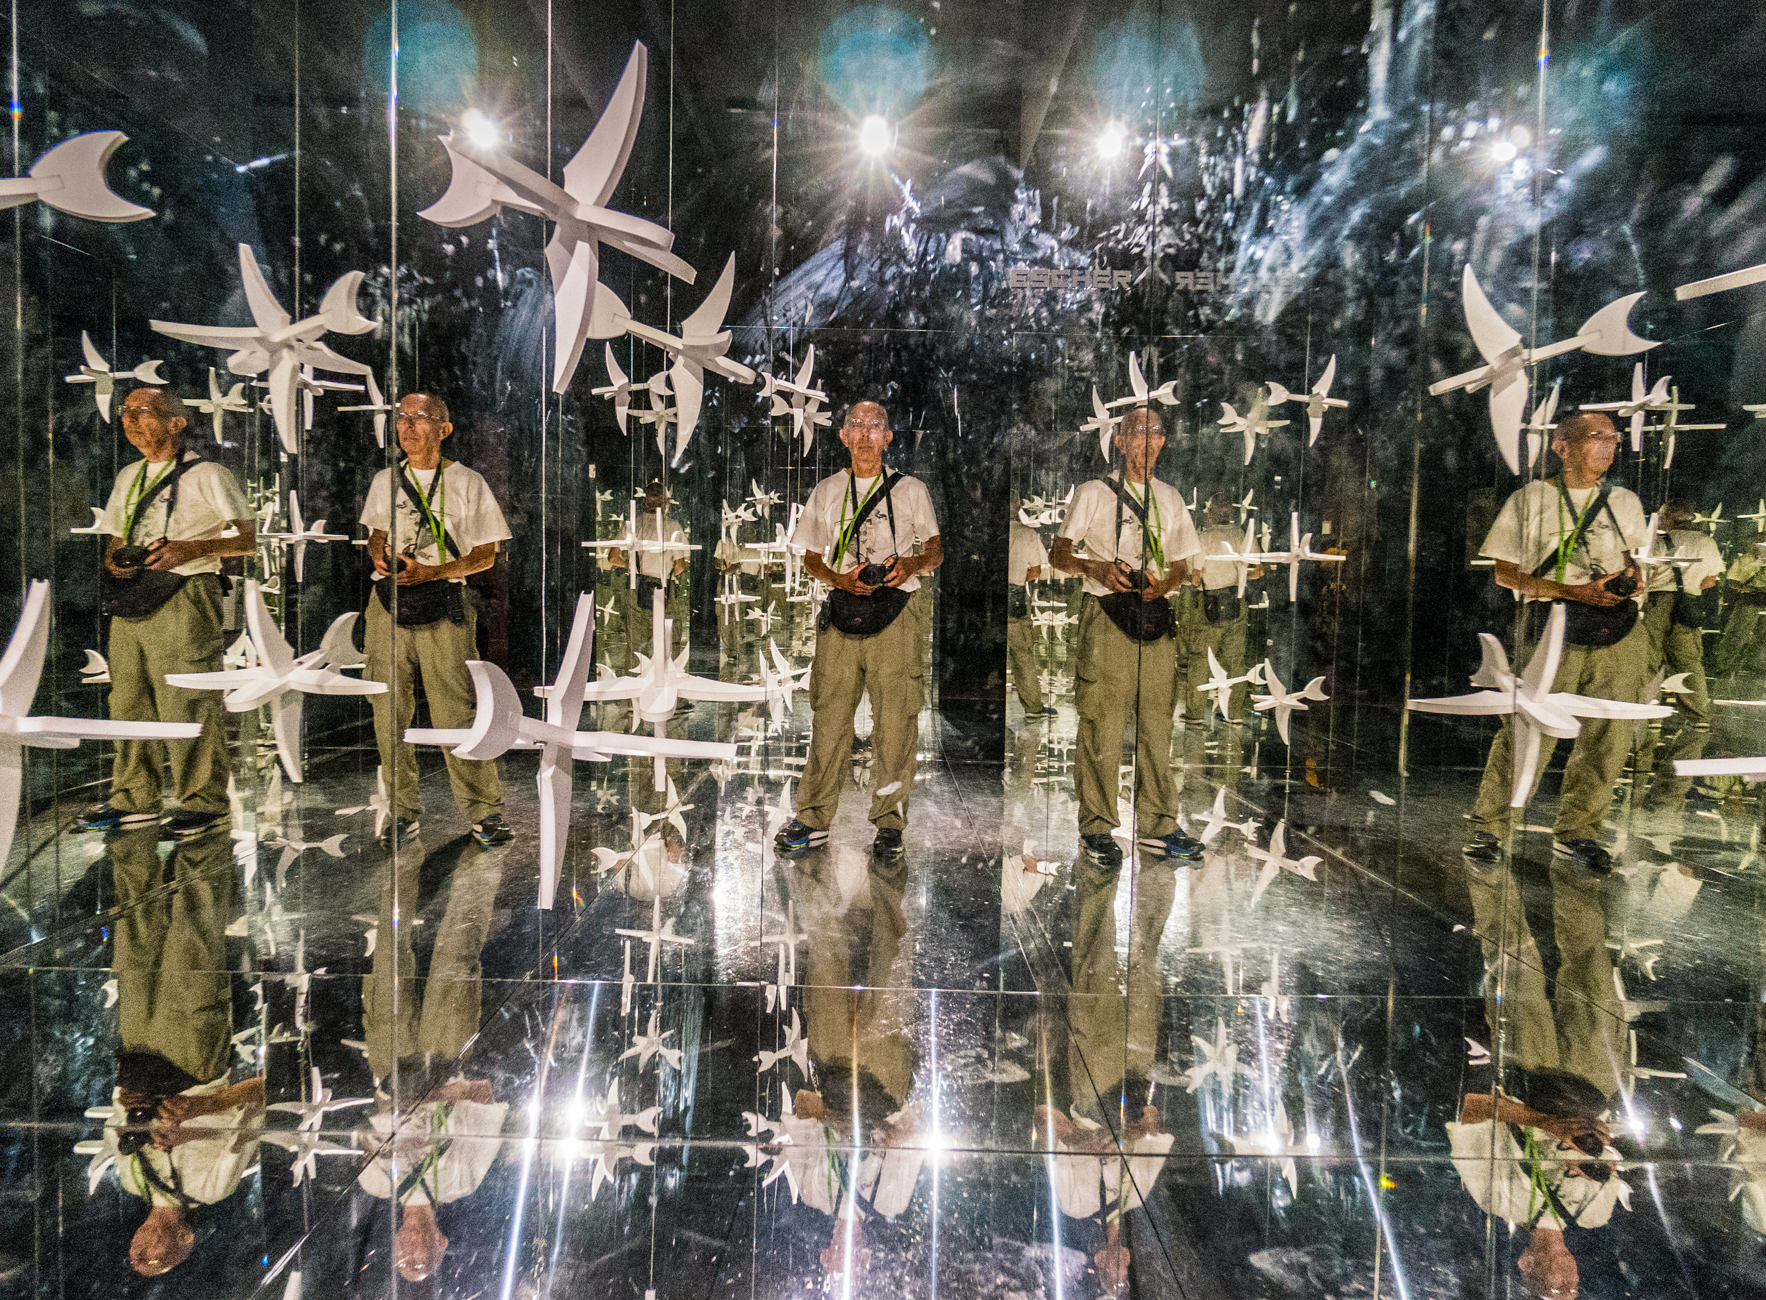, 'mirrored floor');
5,601,1764,1299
